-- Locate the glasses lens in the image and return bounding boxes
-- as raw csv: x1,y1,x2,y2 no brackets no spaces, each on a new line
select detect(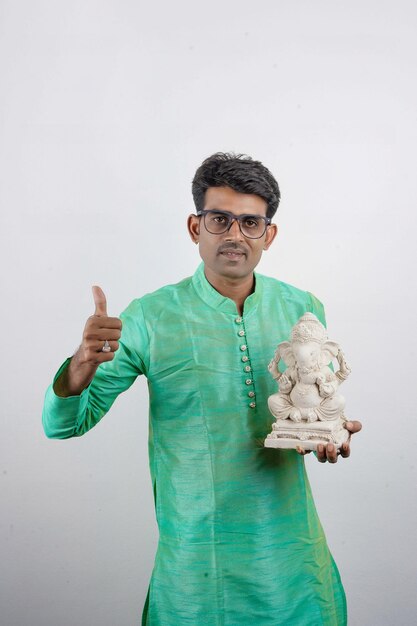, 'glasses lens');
240,216,266,238
204,211,231,234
